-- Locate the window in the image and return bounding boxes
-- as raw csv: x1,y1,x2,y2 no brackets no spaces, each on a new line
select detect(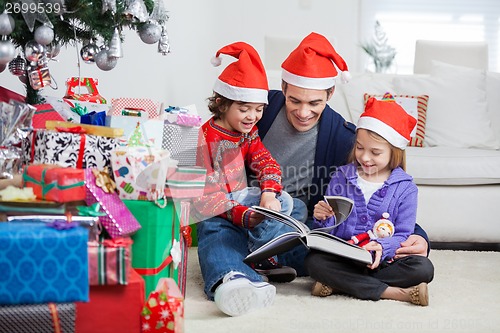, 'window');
360,0,500,73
